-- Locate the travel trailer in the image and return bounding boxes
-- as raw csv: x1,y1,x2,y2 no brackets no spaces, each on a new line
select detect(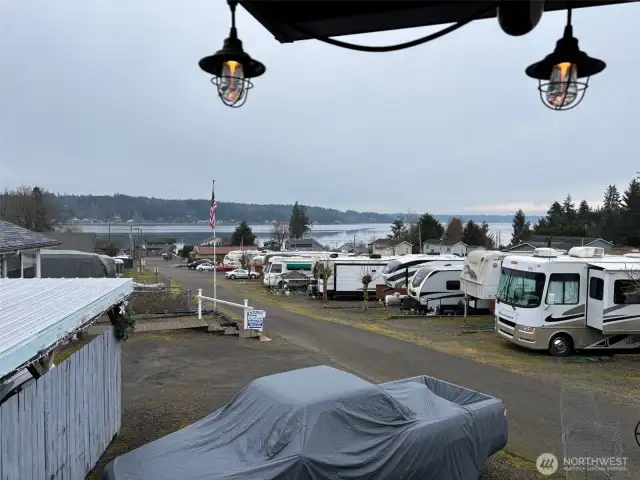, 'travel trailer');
263,255,329,287
495,247,640,357
460,250,537,300
223,250,261,268
382,254,464,289
407,264,466,313
317,256,394,299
